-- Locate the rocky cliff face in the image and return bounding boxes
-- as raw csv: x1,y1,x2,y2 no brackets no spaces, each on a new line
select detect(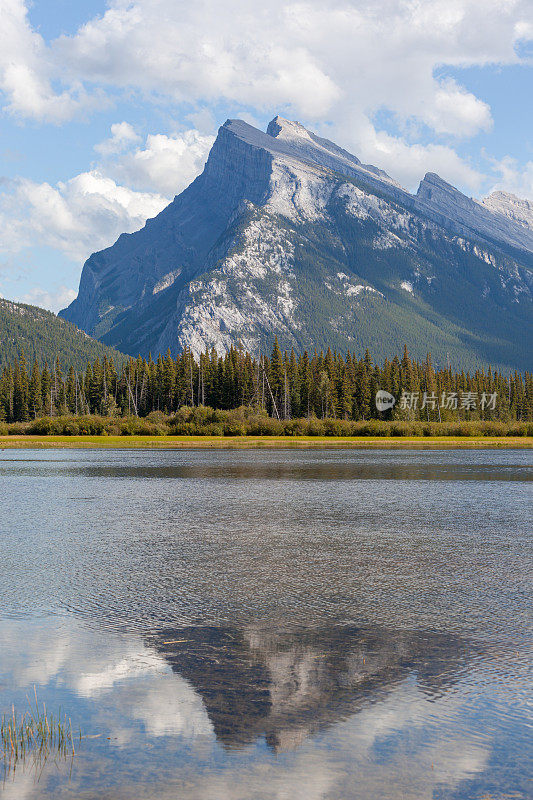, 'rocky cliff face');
61,116,533,371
